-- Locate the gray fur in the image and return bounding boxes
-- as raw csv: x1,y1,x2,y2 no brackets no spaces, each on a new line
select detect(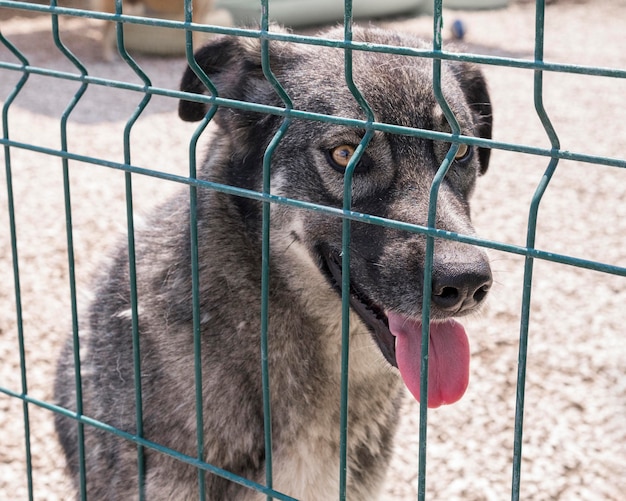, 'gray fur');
54,26,493,500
